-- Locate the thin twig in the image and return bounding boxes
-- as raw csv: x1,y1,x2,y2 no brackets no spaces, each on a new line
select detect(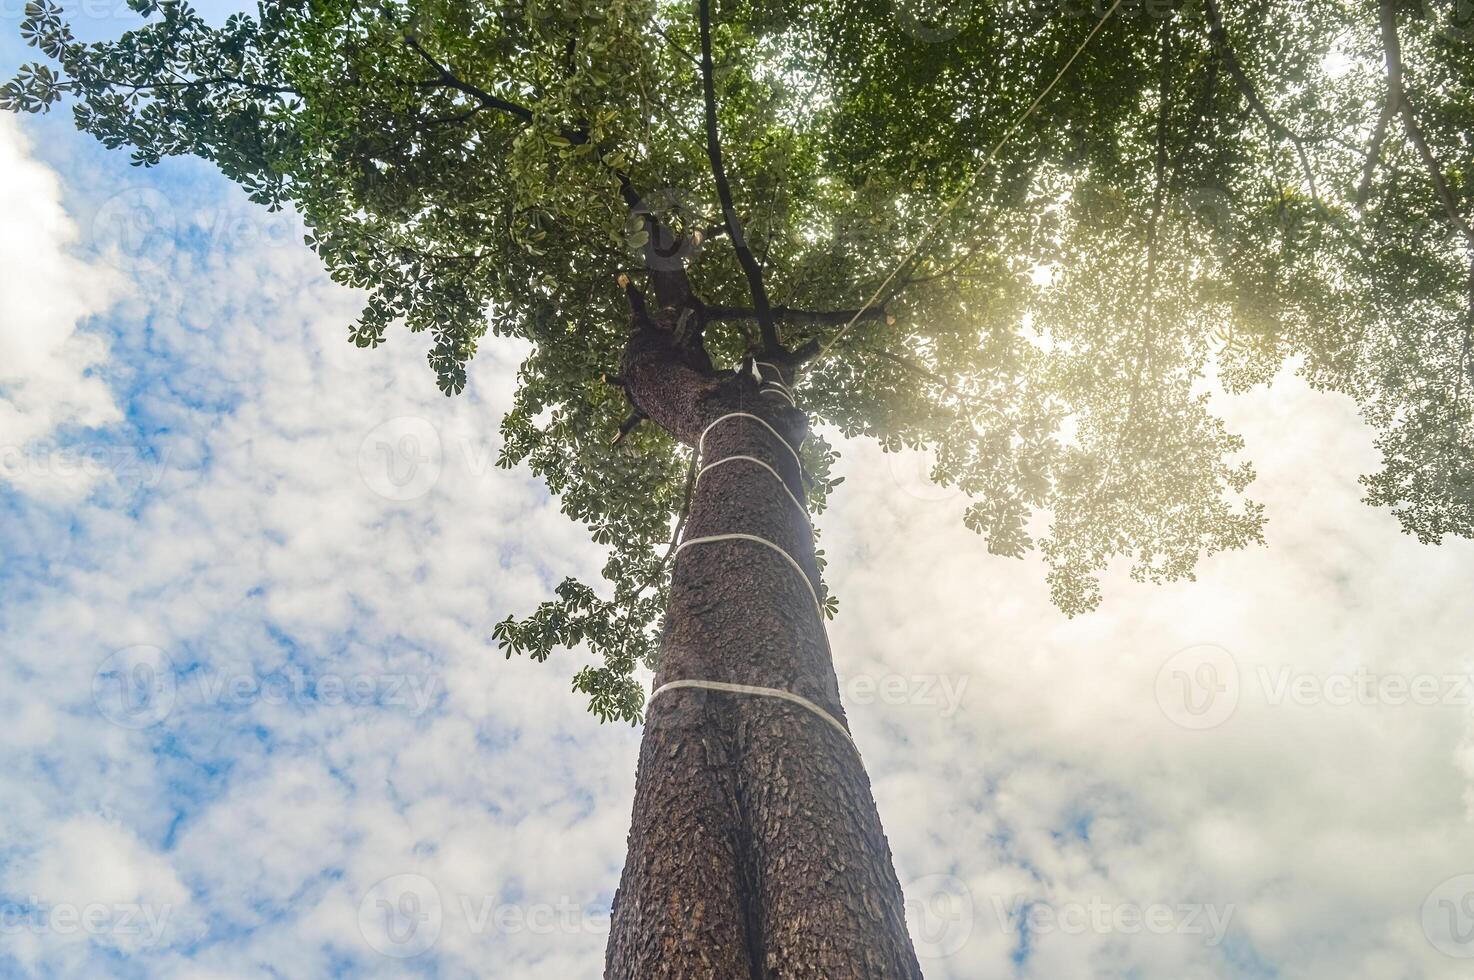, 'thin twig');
810,0,1126,364
652,22,699,66
618,452,698,609
1355,95,1395,208
404,34,535,123
1203,0,1320,206
704,305,892,326
873,349,957,395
